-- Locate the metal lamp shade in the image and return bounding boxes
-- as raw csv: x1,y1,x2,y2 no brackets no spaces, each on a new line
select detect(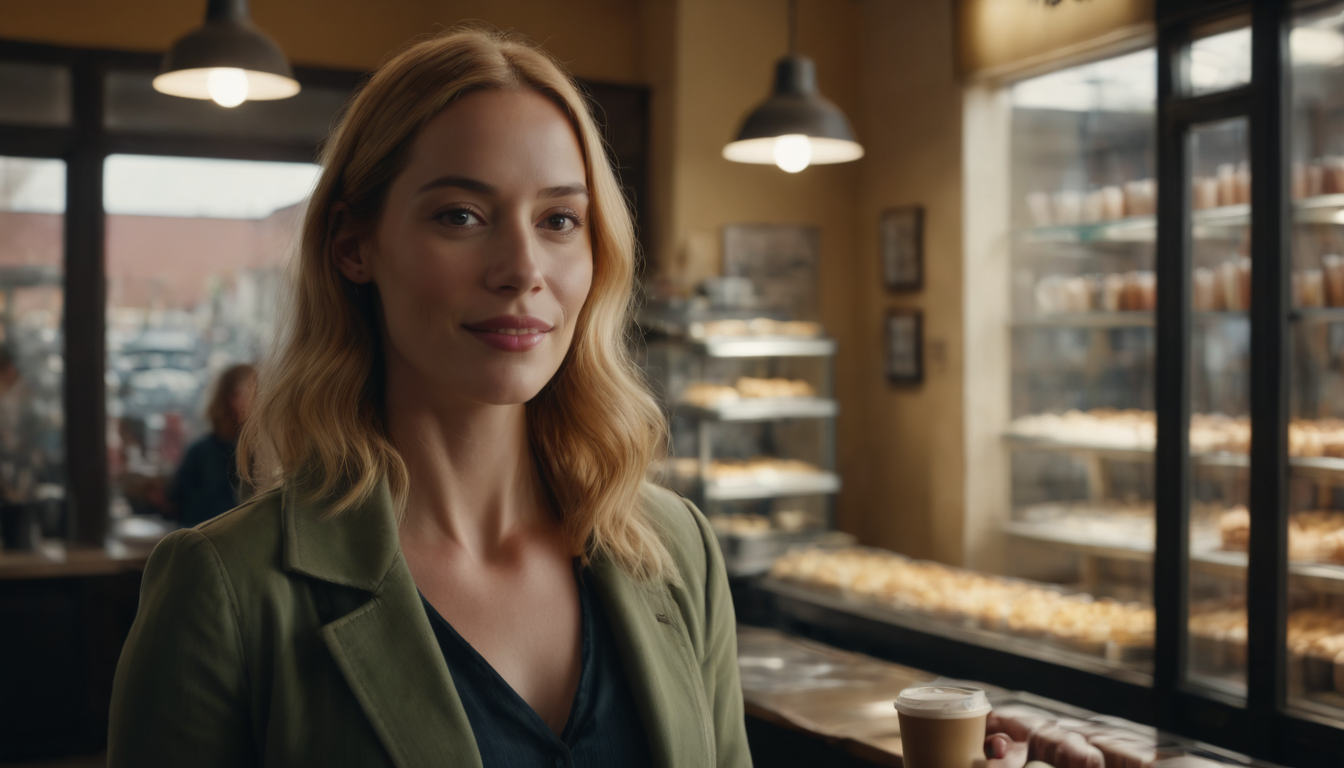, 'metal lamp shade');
723,55,863,165
153,0,300,101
